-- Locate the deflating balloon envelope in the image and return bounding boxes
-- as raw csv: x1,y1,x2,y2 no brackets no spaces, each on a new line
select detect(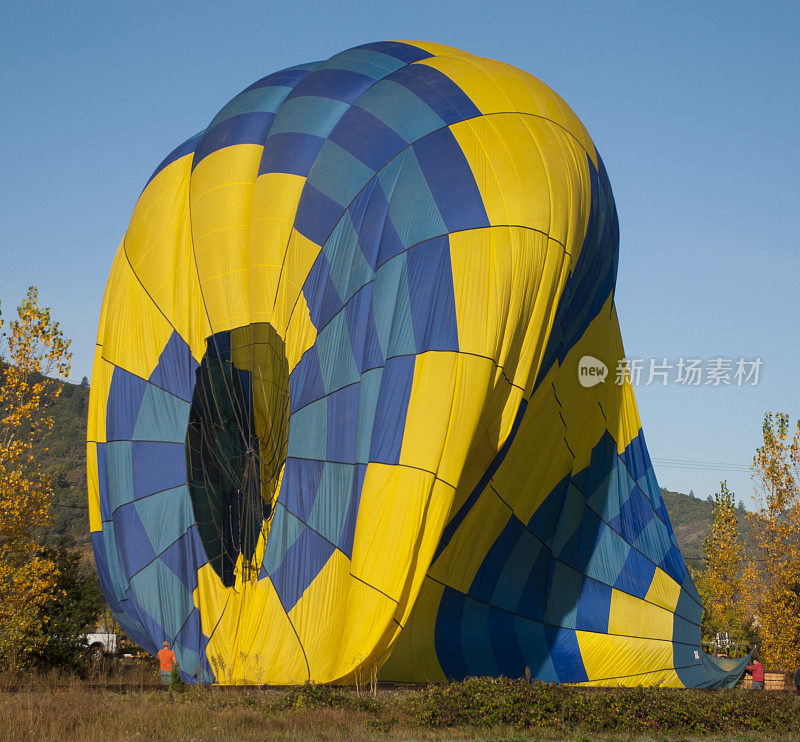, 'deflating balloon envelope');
87,40,743,687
